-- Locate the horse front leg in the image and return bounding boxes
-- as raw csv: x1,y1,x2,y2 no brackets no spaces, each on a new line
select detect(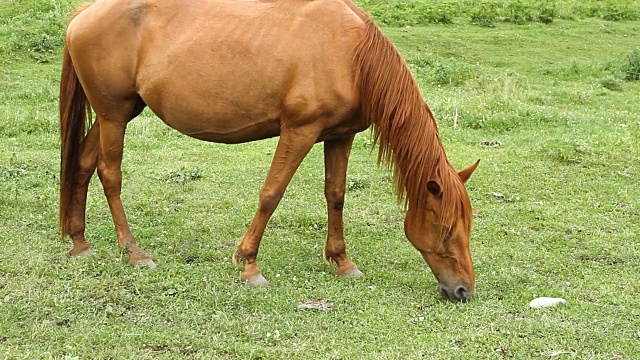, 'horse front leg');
66,122,100,257
323,135,362,277
97,116,155,268
233,126,319,285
